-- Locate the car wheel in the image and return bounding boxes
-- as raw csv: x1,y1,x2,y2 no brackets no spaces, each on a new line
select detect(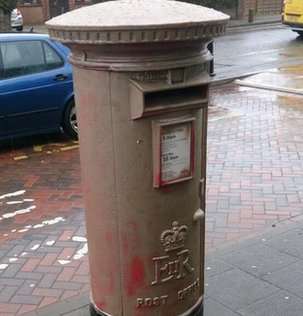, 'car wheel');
16,26,23,31
63,100,78,139
295,30,303,37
